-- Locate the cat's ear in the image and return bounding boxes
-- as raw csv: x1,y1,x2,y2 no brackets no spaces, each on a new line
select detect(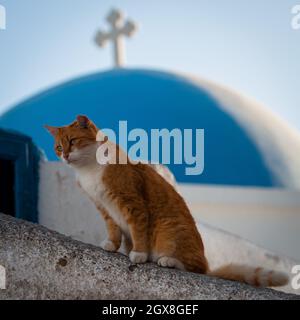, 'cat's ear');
76,115,90,128
44,125,58,136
